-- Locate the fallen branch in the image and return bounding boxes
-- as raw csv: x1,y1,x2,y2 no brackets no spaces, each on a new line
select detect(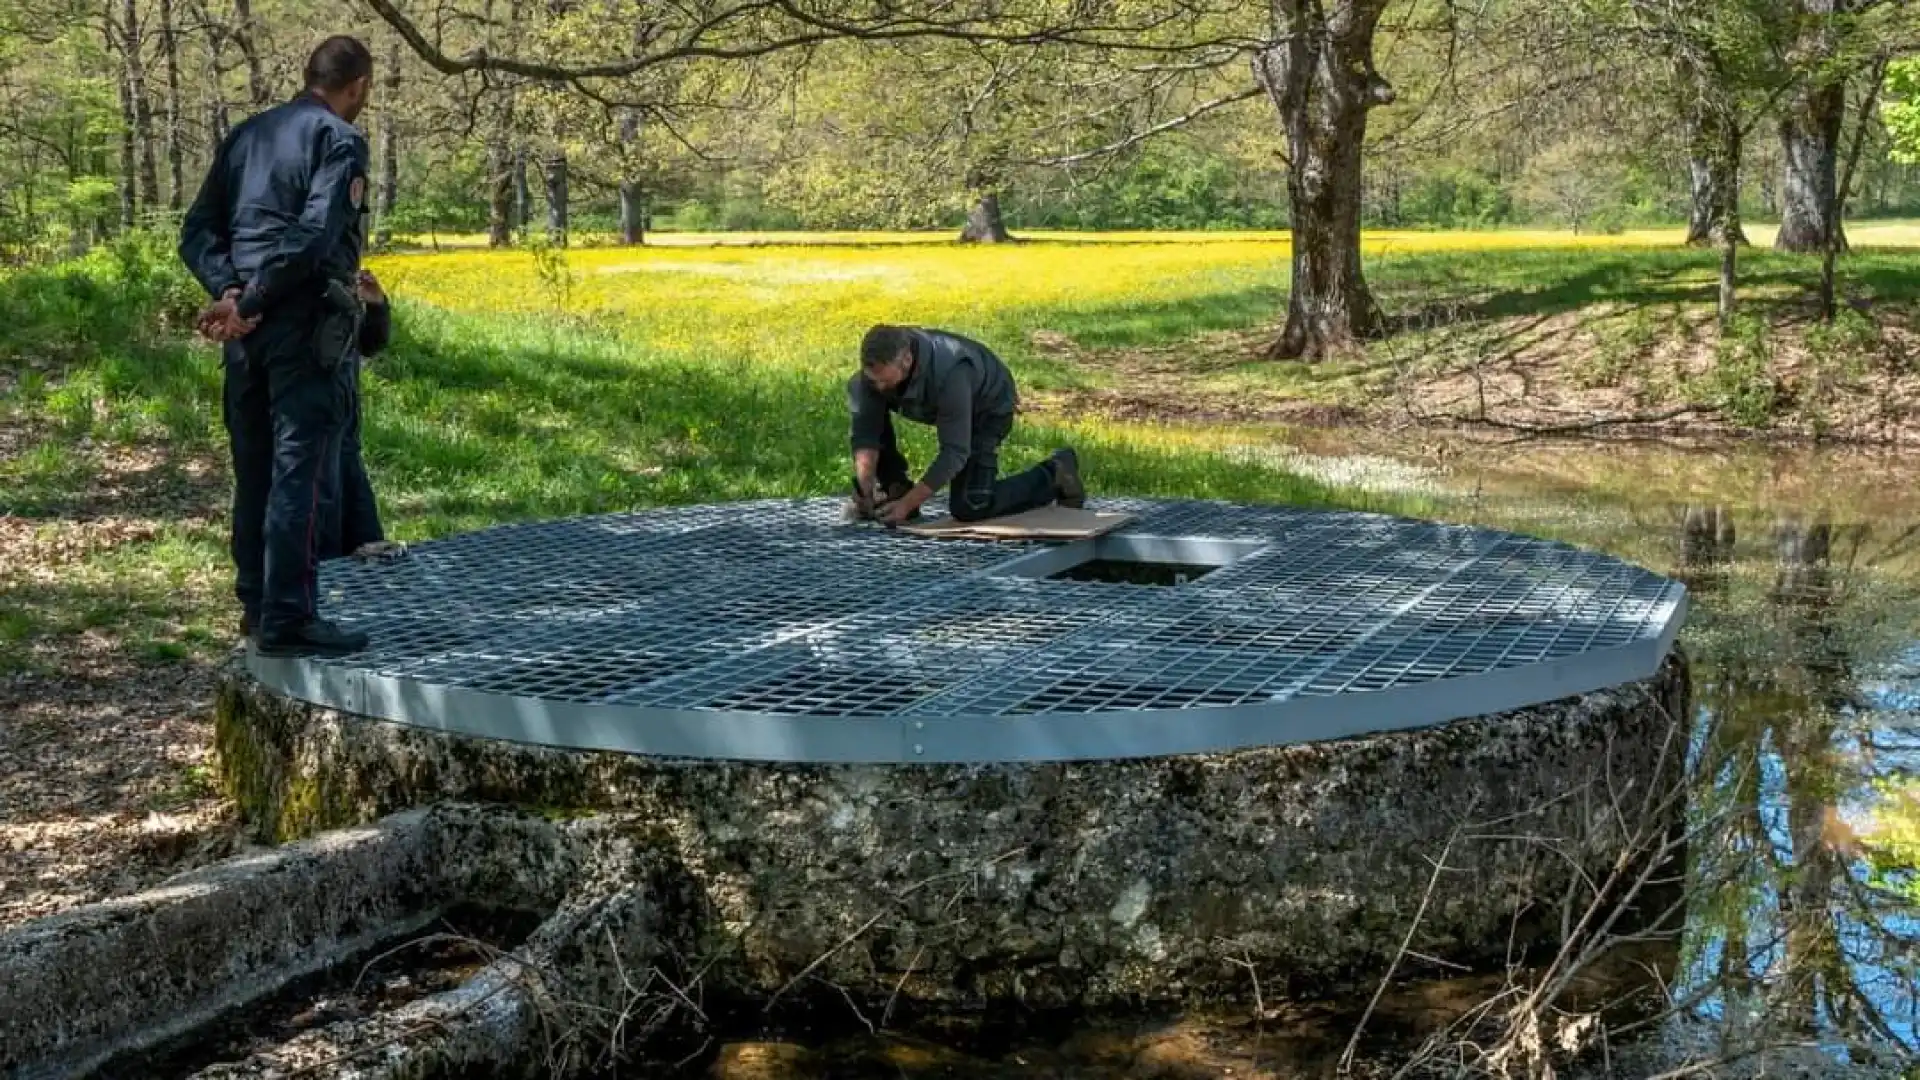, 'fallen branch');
762,910,888,1013
1430,403,1707,439
1223,945,1268,1028
1642,1039,1827,1080
1341,802,1475,1073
